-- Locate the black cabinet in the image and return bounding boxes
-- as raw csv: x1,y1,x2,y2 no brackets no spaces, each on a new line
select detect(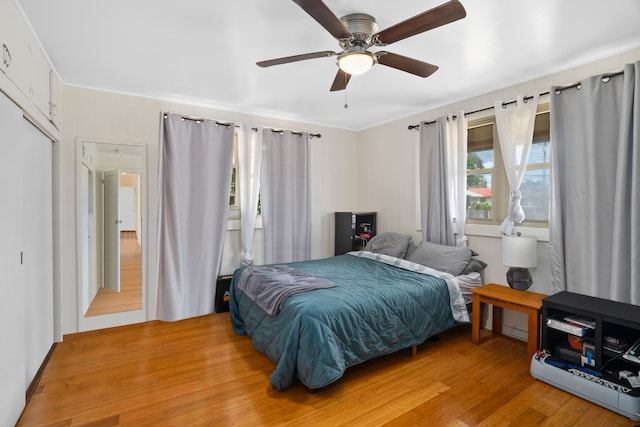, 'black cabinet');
531,291,640,420
541,291,640,374
334,212,377,255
